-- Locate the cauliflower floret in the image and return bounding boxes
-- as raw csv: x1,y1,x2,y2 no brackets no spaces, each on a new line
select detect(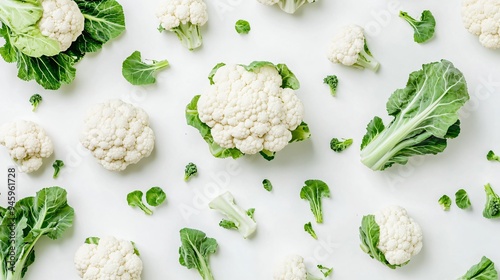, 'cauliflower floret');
327,25,380,71
197,64,305,155
74,236,143,280
374,205,423,266
274,255,322,280
38,0,85,52
156,0,208,50
462,0,500,49
0,120,53,173
80,100,155,171
256,0,317,14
